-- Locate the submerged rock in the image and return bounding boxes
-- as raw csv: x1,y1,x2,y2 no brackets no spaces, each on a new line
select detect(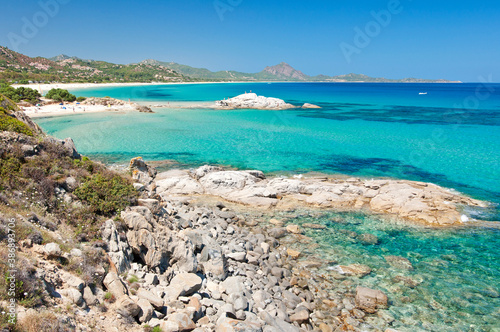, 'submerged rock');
355,286,388,313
